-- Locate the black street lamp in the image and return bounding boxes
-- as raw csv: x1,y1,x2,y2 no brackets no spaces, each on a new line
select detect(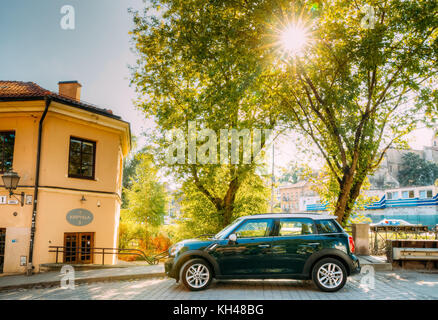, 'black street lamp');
1,171,24,206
